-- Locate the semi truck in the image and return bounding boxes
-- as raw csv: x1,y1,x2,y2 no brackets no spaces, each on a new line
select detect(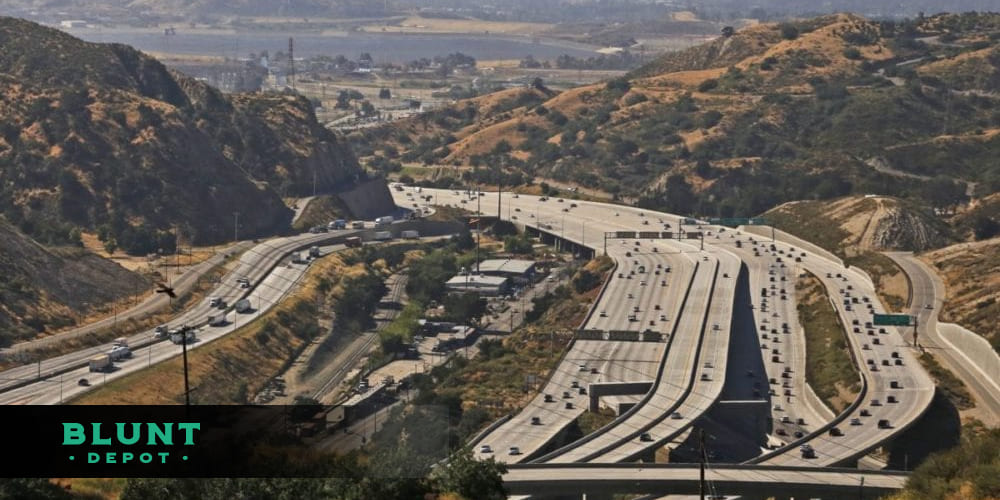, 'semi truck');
208,314,227,327
345,236,363,248
401,230,419,239
89,355,112,372
373,231,393,241
291,252,308,264
374,216,394,229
